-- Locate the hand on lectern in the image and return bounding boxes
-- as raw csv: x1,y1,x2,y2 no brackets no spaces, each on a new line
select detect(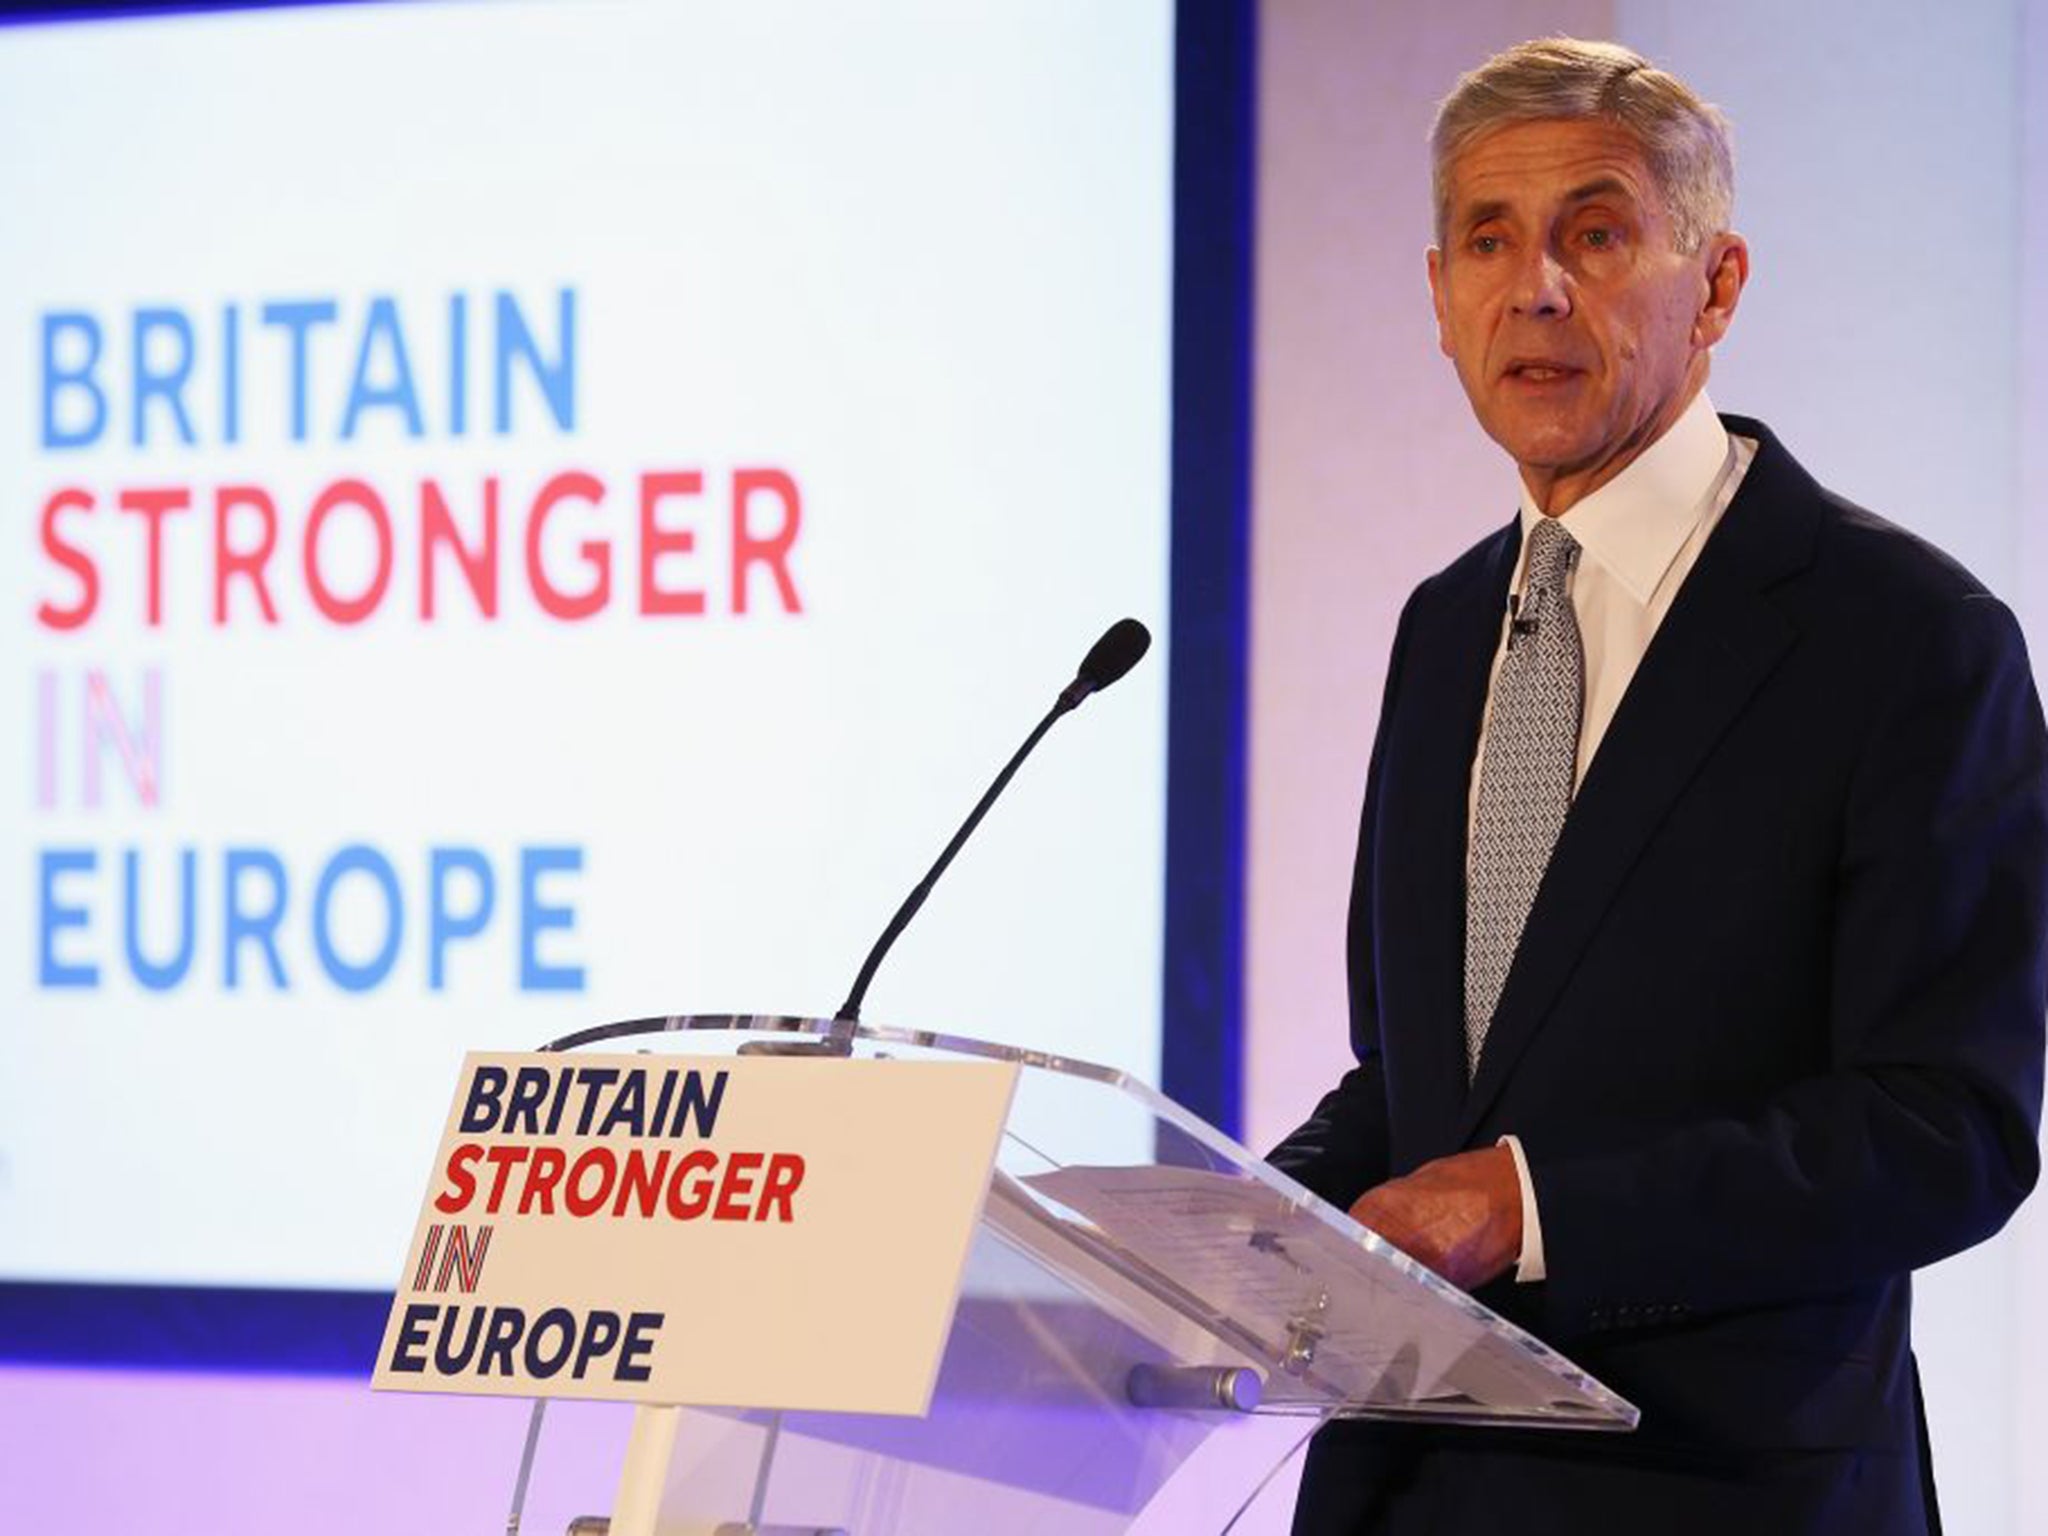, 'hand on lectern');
1349,1145,1522,1291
